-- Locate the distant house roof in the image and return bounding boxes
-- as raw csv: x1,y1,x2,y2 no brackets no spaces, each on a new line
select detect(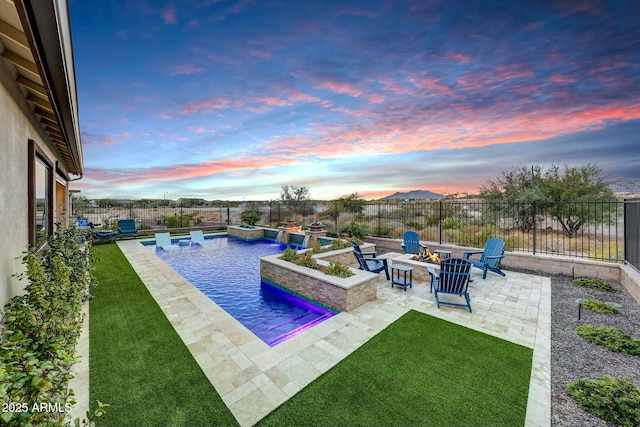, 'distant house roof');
0,0,83,177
